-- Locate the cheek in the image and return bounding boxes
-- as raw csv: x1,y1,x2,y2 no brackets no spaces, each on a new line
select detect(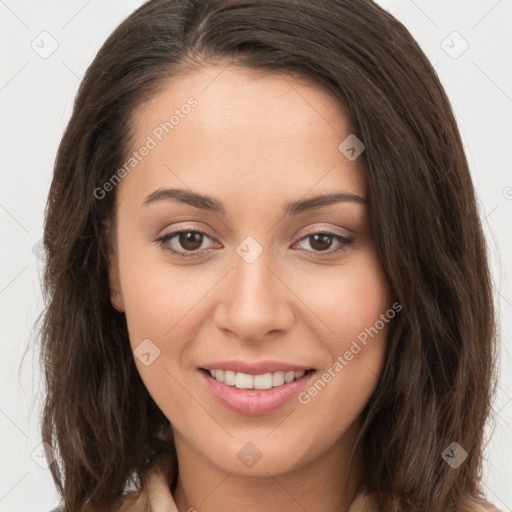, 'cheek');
118,264,199,422
117,230,210,348
296,247,392,344
294,248,392,401
117,242,217,415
